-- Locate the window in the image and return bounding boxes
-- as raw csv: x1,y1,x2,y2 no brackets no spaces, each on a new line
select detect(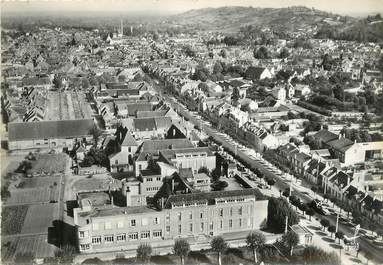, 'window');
128,232,138,240
166,214,170,222
166,226,171,233
230,208,233,216
239,219,242,227
200,222,204,231
220,220,223,229
219,208,223,217
92,223,99,231
116,234,126,242
153,230,162,238
142,218,148,226
52,142,56,146
117,221,124,228
80,244,90,251
128,147,131,152
229,219,233,228
147,177,153,182
200,212,203,219
105,222,112,230
141,231,150,239
239,207,243,215
92,236,101,245
156,177,161,181
104,235,114,243
190,223,193,232
178,224,182,234
154,217,160,225
209,222,213,230
115,160,118,165
178,212,182,221
130,219,136,227
79,231,88,238
189,212,193,219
